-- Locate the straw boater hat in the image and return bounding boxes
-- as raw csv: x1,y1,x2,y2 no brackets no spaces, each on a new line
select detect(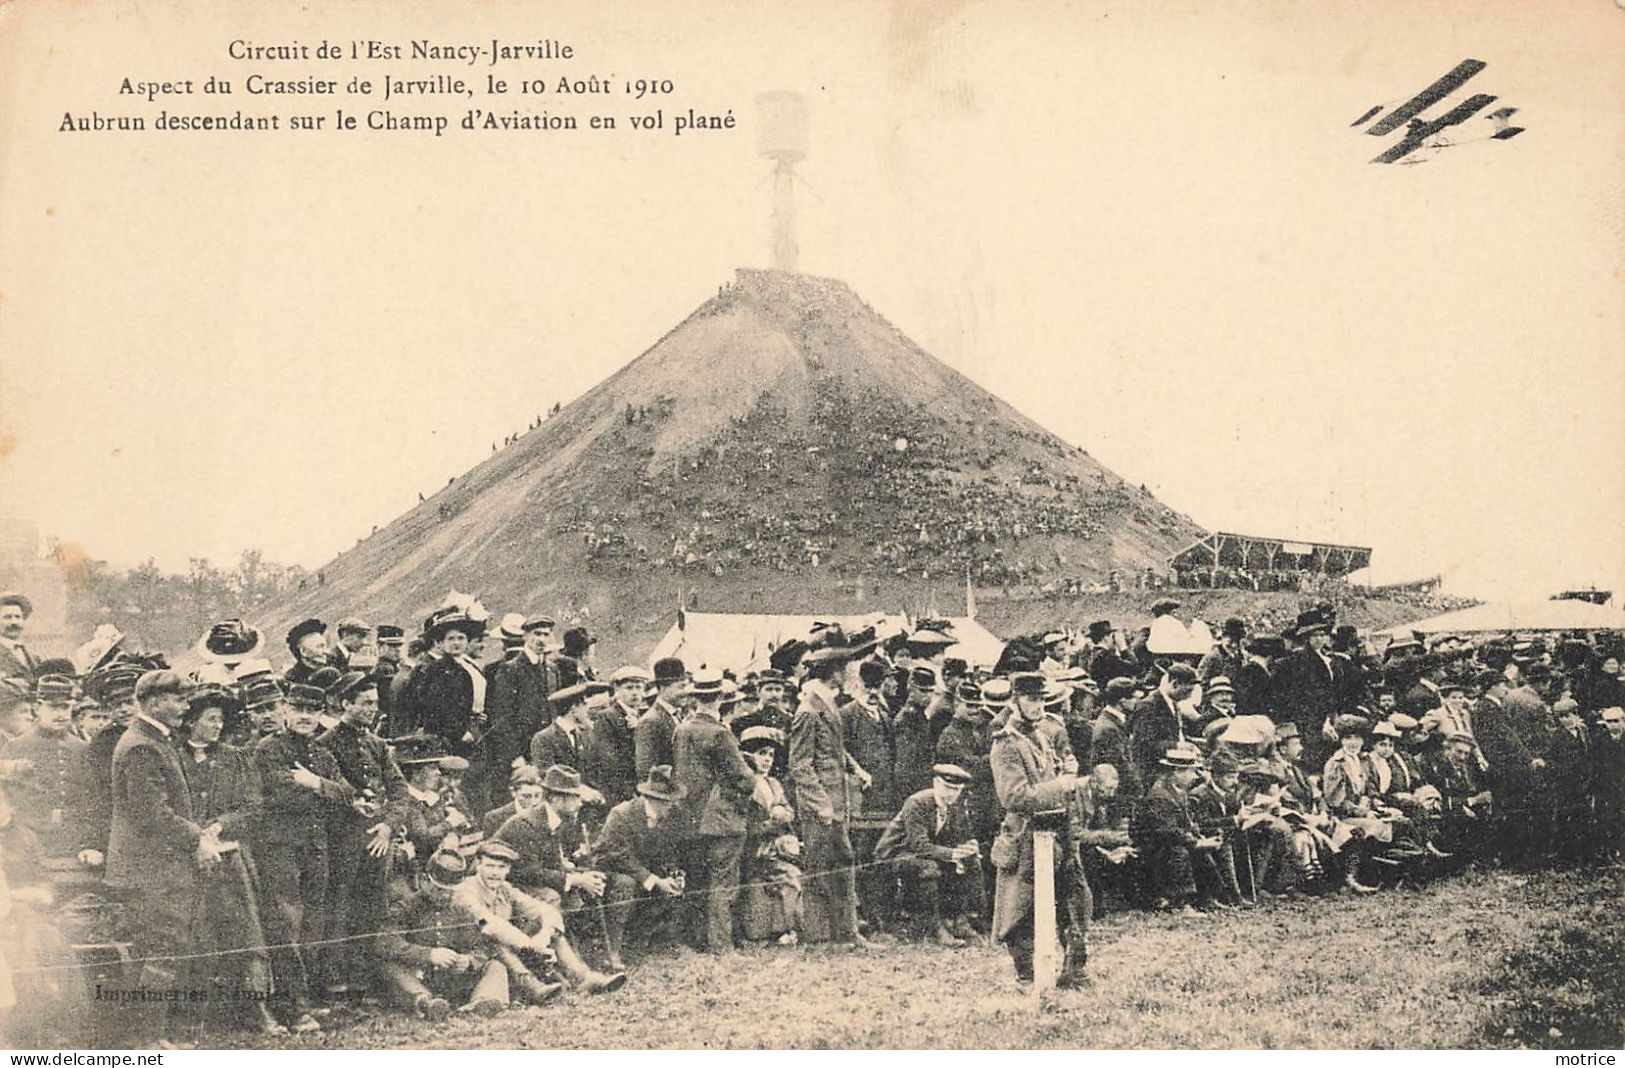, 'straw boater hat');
1159,745,1203,769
